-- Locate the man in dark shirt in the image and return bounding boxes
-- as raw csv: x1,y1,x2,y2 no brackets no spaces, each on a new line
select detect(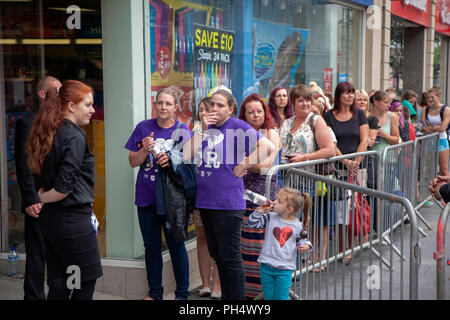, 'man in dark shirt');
14,76,61,300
